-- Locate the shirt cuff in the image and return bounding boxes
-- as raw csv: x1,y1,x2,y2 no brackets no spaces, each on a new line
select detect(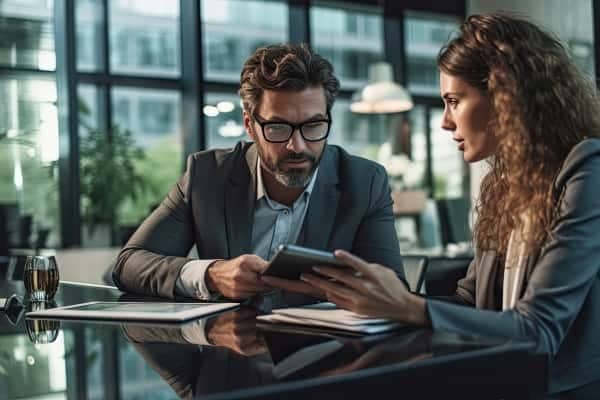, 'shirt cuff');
175,259,220,300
